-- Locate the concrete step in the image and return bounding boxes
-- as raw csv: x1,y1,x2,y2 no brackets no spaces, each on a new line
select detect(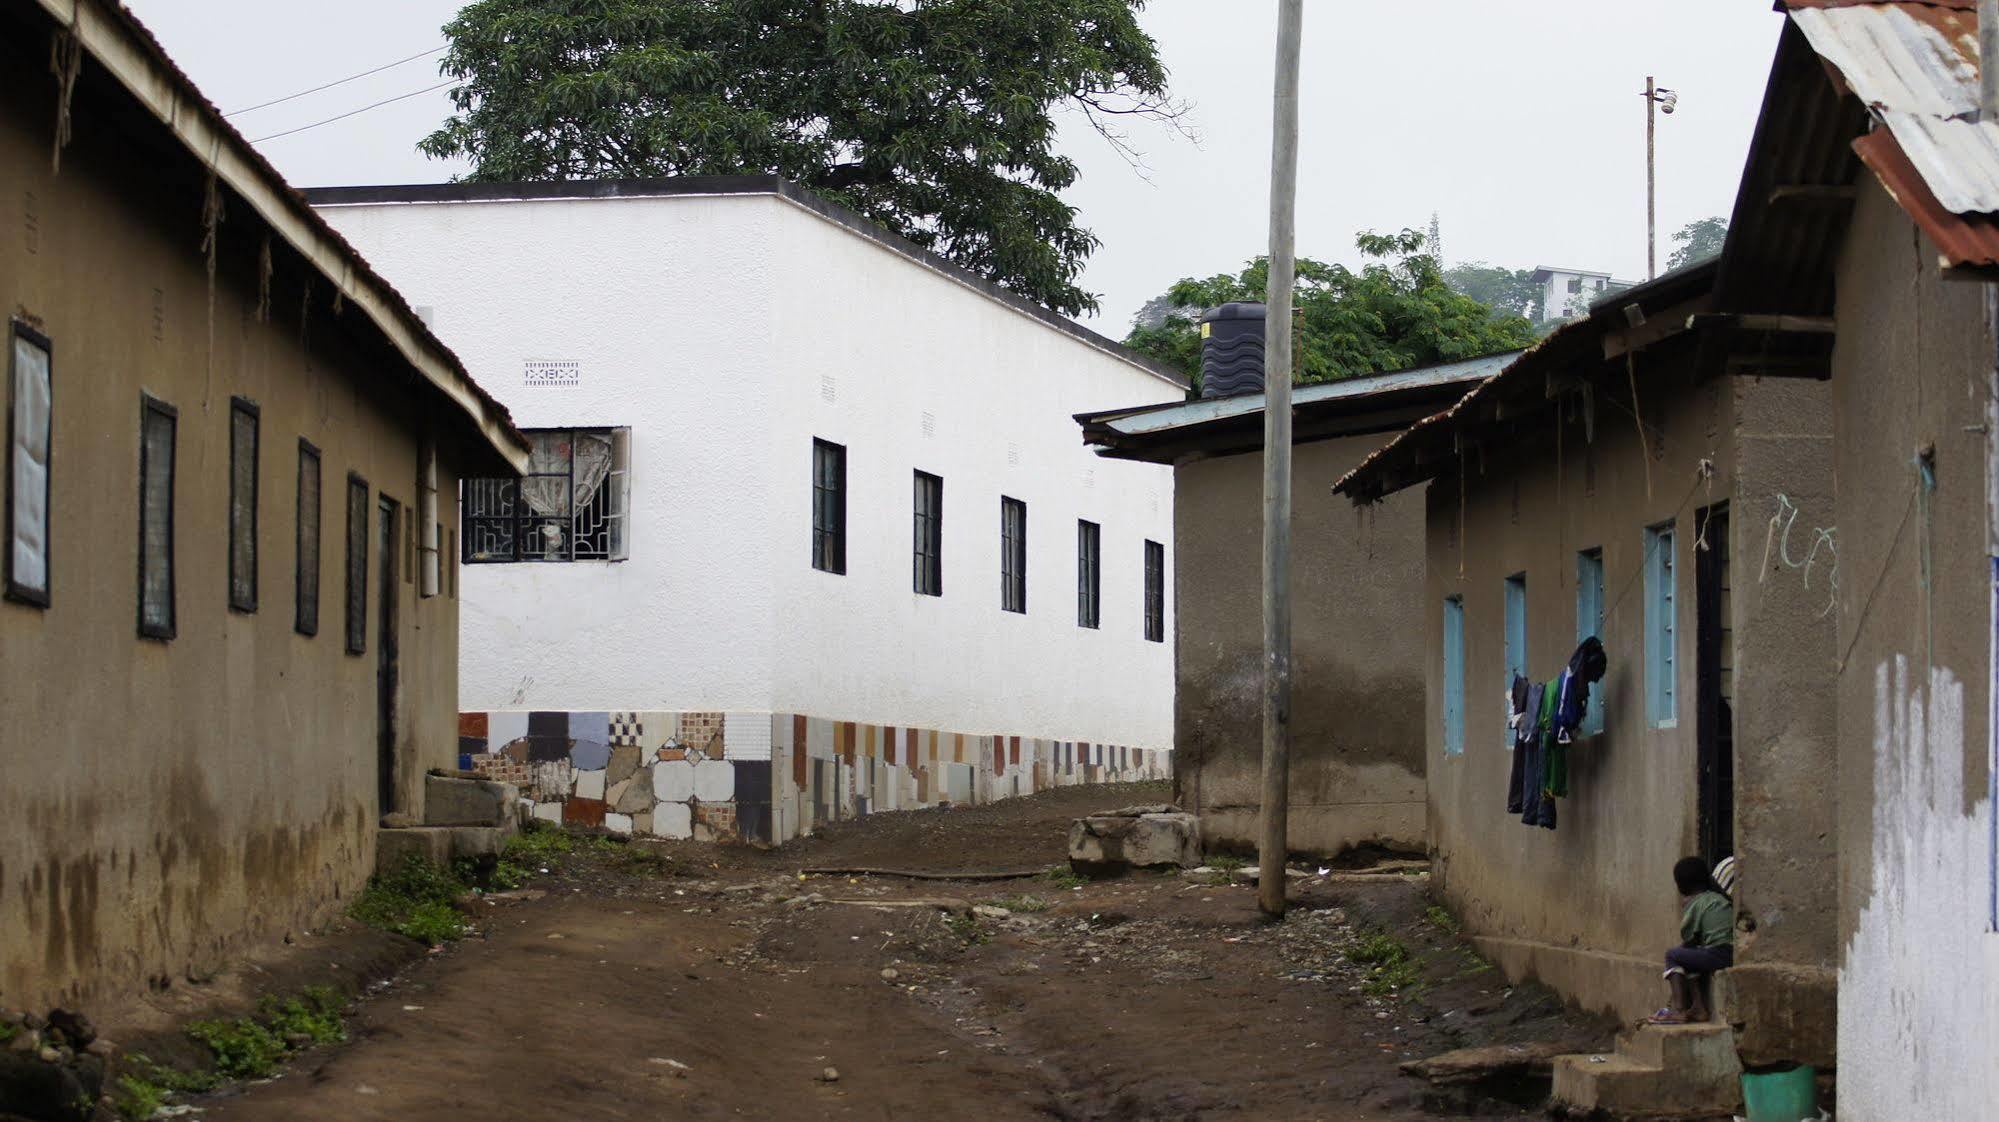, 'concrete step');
423,771,519,828
1616,1022,1739,1073
1551,1023,1743,1119
376,825,509,874
1552,1054,1668,1114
